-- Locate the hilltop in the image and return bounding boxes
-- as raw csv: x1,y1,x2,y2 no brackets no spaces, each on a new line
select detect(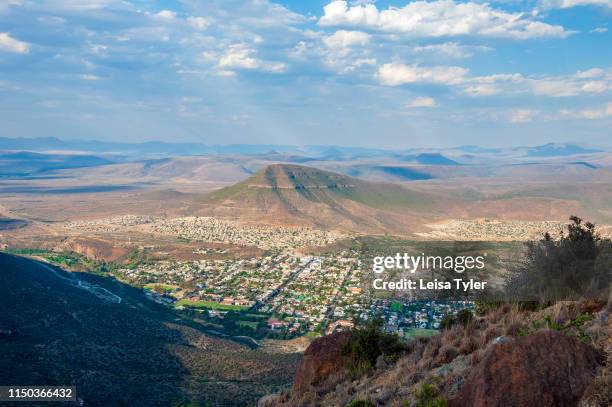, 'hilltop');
196,164,440,234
